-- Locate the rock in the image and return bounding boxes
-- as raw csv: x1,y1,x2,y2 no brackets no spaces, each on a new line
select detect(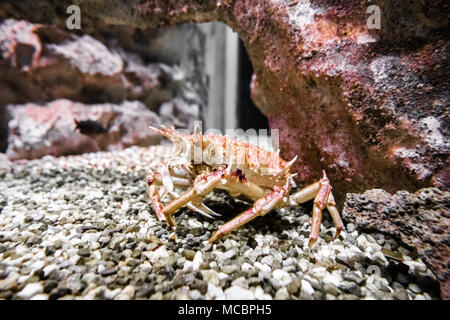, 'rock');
298,260,308,273
77,247,90,257
272,269,292,287
393,288,410,300
323,283,340,296
338,282,361,297
0,18,208,153
300,280,315,298
201,270,220,287
408,283,422,294
221,265,239,275
343,272,364,286
343,188,449,299
17,282,44,299
274,287,290,300
115,285,135,300
5,99,162,160
287,279,301,295
224,286,255,300
181,249,196,261
207,283,224,300
0,272,19,290
30,293,49,300
346,223,356,233
371,251,388,267
336,253,355,269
